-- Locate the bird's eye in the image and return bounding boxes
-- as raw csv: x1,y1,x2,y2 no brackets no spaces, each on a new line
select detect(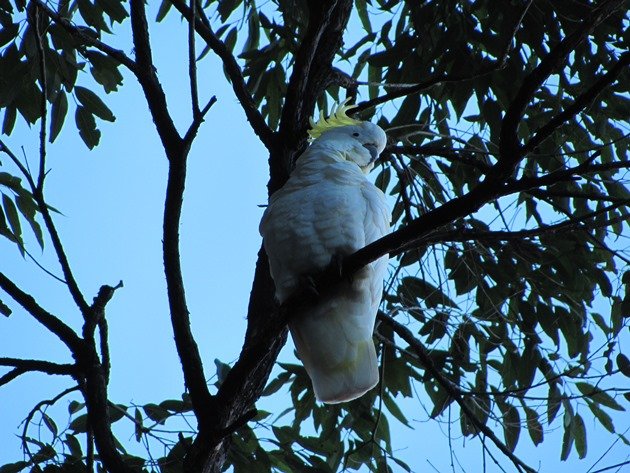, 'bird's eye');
352,132,360,137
